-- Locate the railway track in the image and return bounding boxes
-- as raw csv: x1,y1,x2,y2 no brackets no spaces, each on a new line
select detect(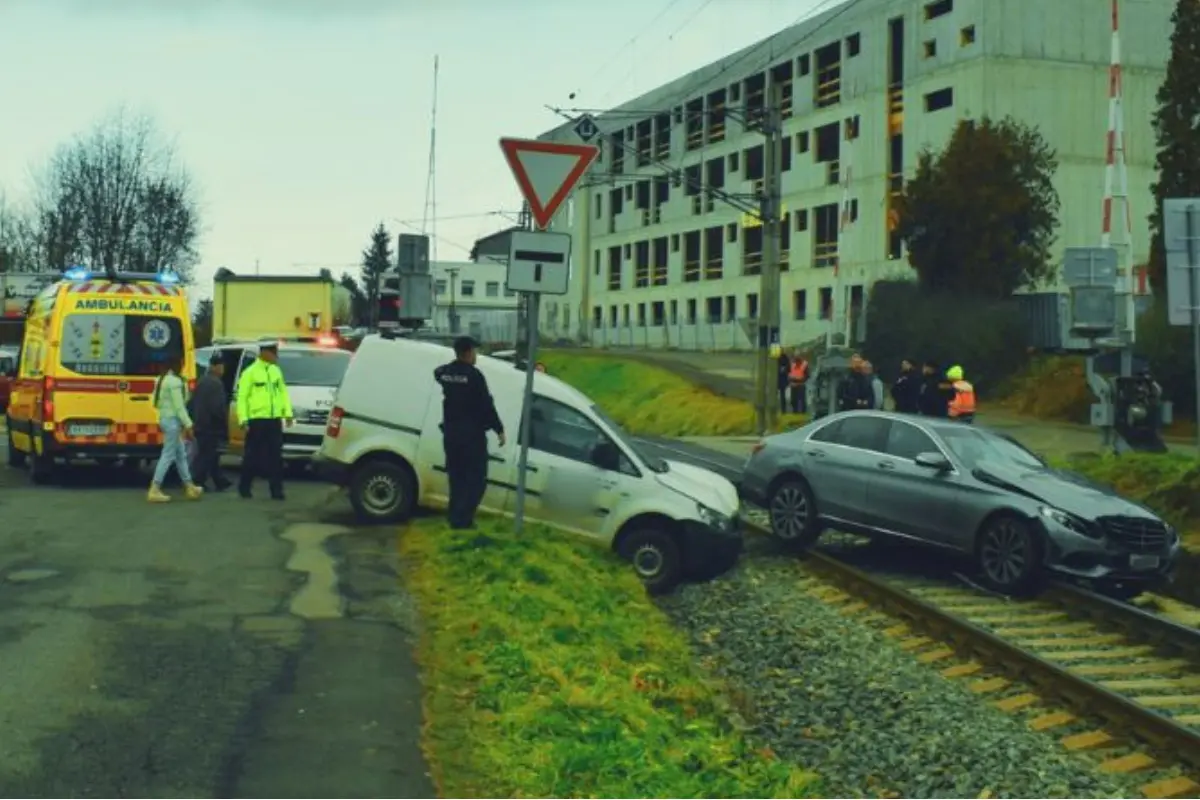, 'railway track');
740,520,1200,796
